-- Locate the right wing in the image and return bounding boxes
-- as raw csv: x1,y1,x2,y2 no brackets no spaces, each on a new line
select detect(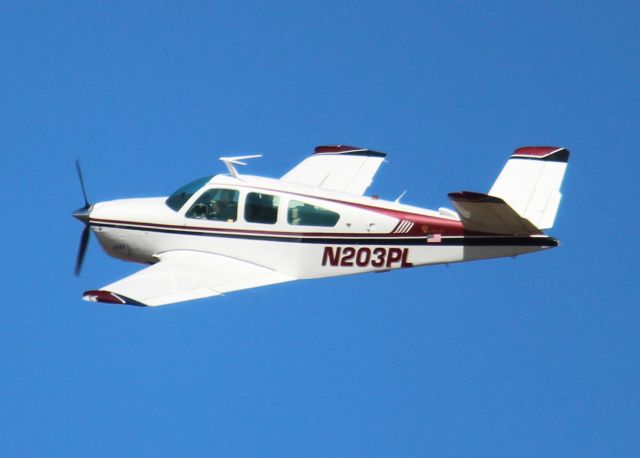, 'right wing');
281,145,386,195
83,250,295,307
